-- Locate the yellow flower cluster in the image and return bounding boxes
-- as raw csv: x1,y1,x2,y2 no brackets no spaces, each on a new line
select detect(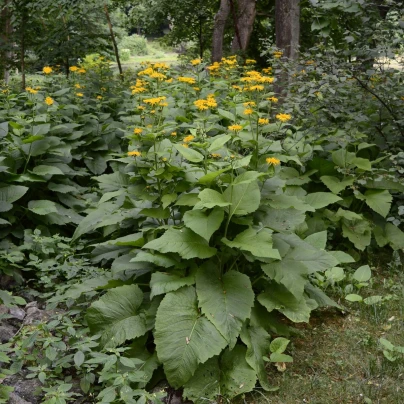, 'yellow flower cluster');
193,94,217,110
191,59,202,66
262,67,272,74
273,51,283,59
267,96,278,103
228,124,242,131
221,56,238,67
76,92,84,97
138,62,169,80
183,135,195,143
134,128,143,135
266,157,281,165
128,150,141,157
131,79,148,94
178,77,196,85
43,66,53,74
206,62,221,73
244,108,254,115
245,59,256,65
143,96,167,106
26,87,38,94
239,70,274,91
276,113,292,122
243,101,256,107
69,66,79,72
258,118,269,125
45,96,54,106
77,68,86,74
